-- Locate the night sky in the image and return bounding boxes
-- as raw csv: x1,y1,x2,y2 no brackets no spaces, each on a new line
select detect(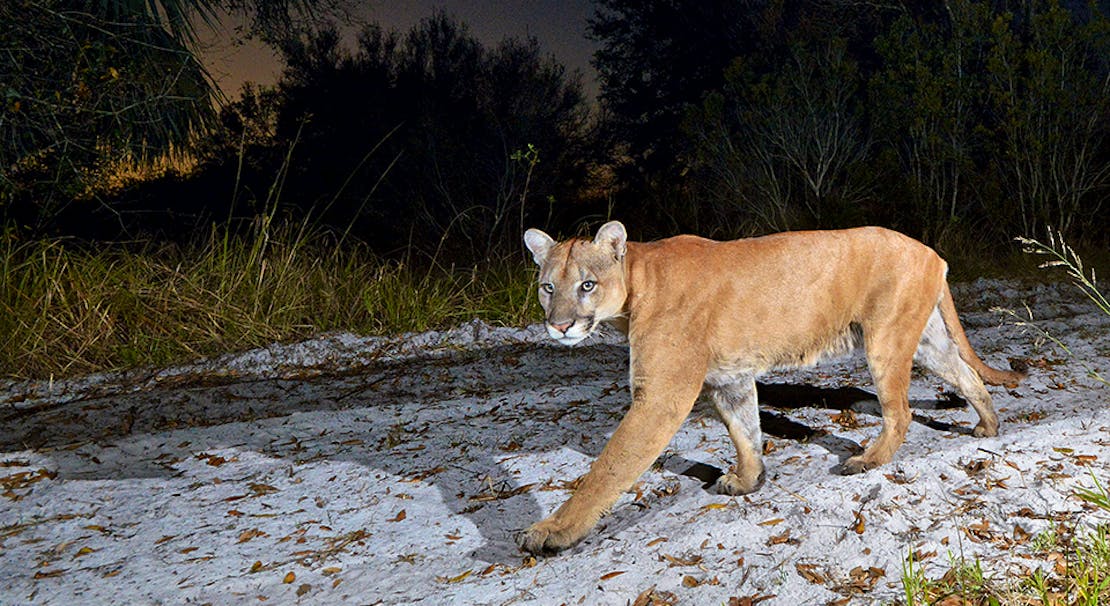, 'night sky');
199,1,599,100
